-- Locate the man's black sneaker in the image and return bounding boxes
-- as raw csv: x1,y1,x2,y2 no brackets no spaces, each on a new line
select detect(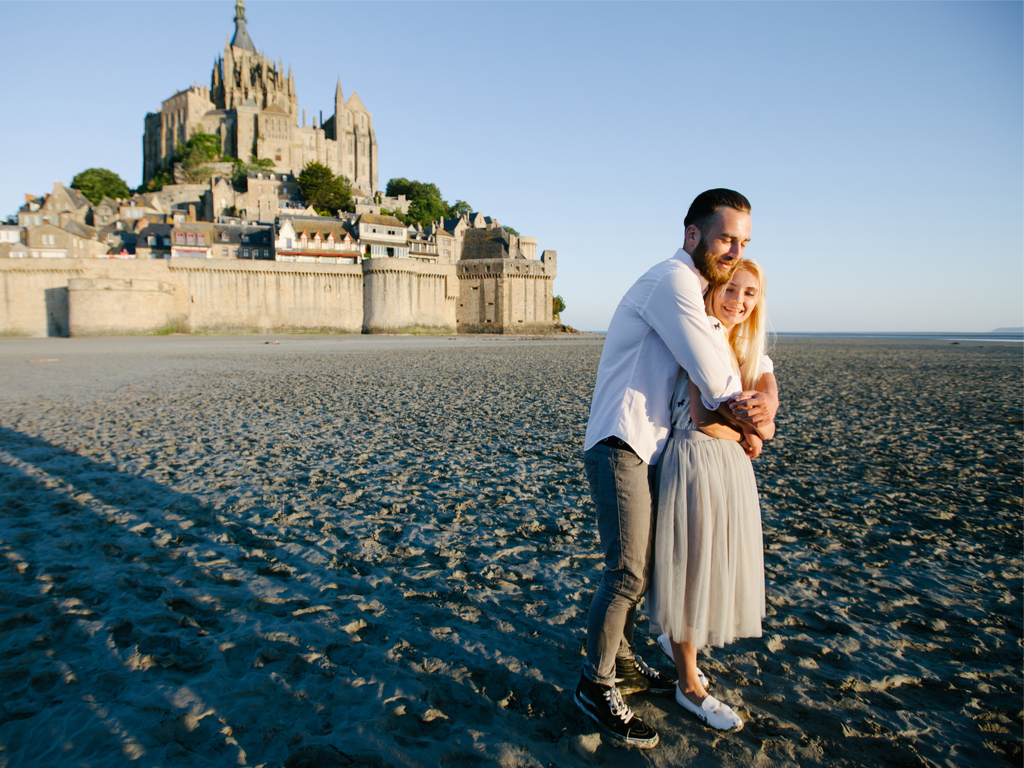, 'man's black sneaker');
573,674,659,749
615,654,677,696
